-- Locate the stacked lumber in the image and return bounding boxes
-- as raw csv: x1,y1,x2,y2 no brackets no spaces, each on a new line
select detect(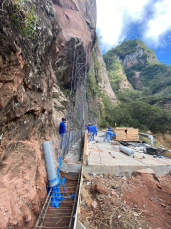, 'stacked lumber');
115,127,127,141
115,127,139,141
127,128,139,141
